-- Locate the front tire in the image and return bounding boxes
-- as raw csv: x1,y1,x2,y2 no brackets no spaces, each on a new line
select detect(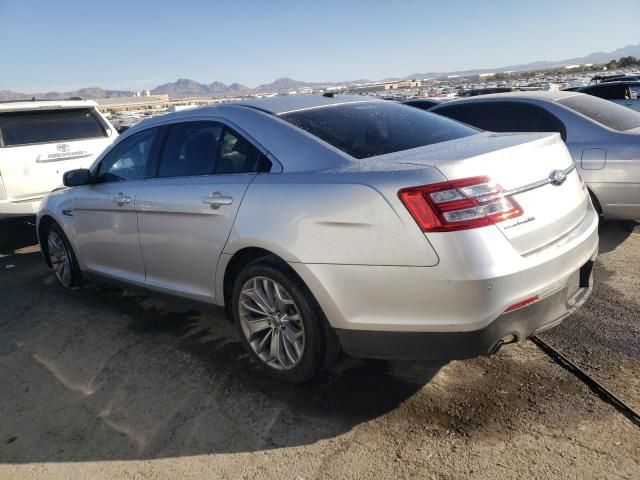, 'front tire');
232,257,337,383
46,223,82,289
